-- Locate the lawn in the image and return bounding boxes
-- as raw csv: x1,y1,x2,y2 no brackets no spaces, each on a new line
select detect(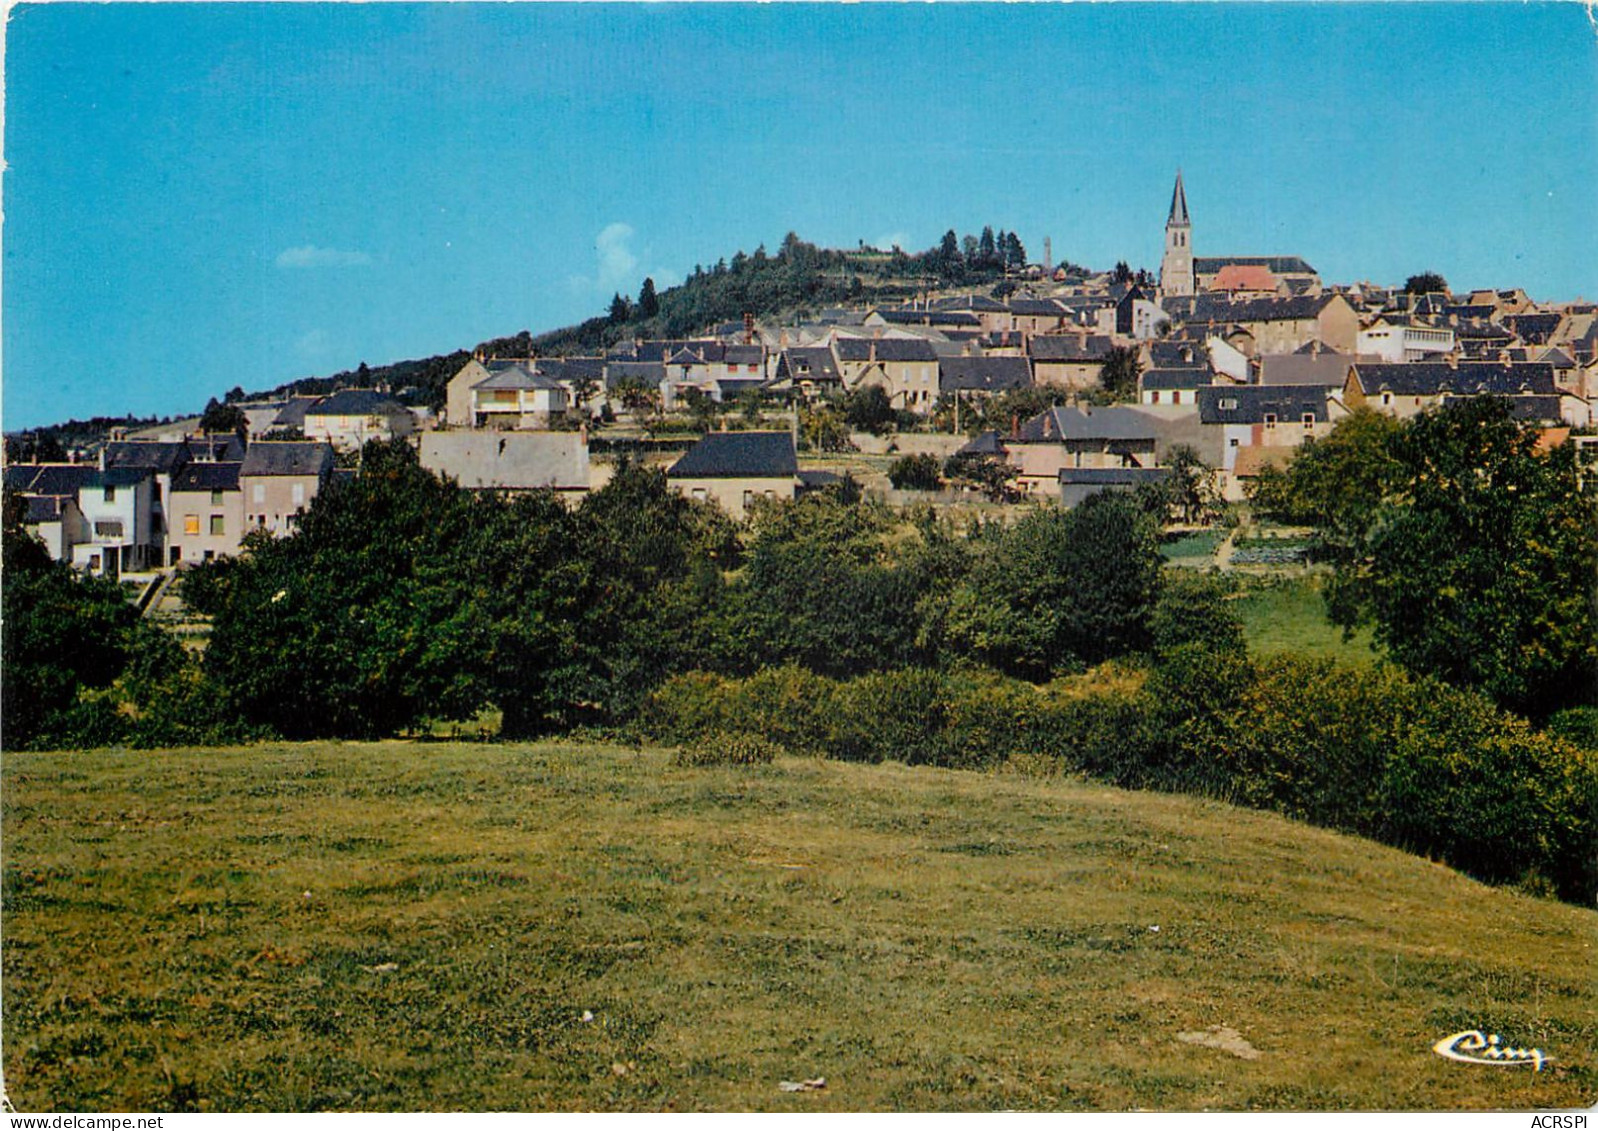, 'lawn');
3,741,1592,1112
1233,575,1377,665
